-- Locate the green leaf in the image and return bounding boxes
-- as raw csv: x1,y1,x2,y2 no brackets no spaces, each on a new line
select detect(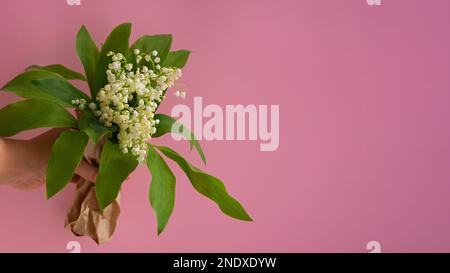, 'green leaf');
78,111,110,144
94,22,132,98
96,140,138,210
46,131,89,199
0,99,77,137
32,78,90,106
164,50,191,68
27,64,86,81
156,146,252,222
146,145,176,235
76,25,99,96
153,113,206,164
130,34,172,65
1,70,71,107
